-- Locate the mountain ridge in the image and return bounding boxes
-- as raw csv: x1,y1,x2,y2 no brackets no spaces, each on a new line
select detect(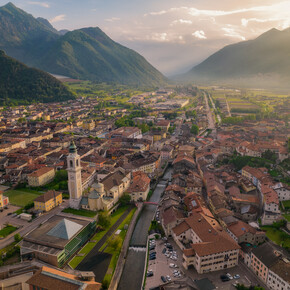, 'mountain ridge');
0,2,167,86
182,27,290,87
0,50,75,104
